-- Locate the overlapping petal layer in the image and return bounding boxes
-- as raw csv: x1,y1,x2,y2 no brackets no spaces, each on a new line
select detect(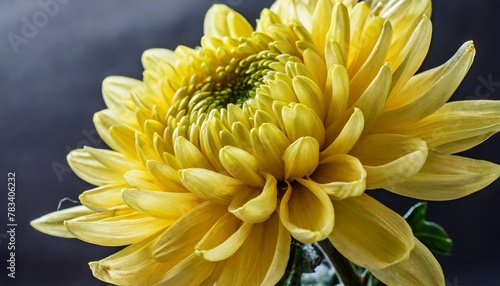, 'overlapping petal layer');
31,0,500,285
